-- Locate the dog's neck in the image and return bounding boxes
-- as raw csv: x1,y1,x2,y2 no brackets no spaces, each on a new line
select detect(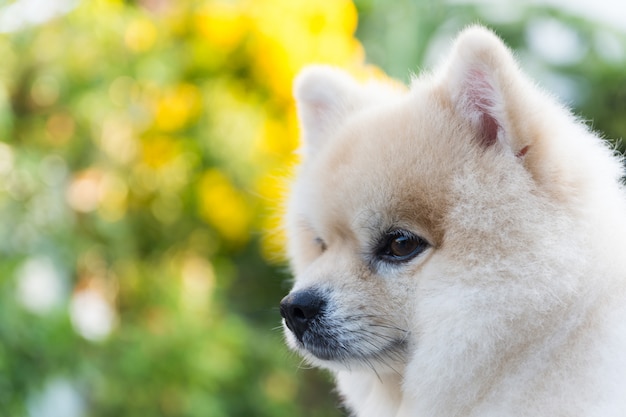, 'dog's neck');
336,371,404,417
